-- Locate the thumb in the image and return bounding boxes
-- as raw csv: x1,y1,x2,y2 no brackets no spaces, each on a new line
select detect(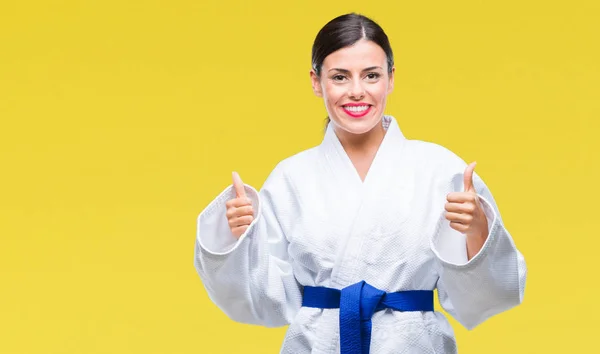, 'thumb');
232,171,246,198
463,162,477,193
